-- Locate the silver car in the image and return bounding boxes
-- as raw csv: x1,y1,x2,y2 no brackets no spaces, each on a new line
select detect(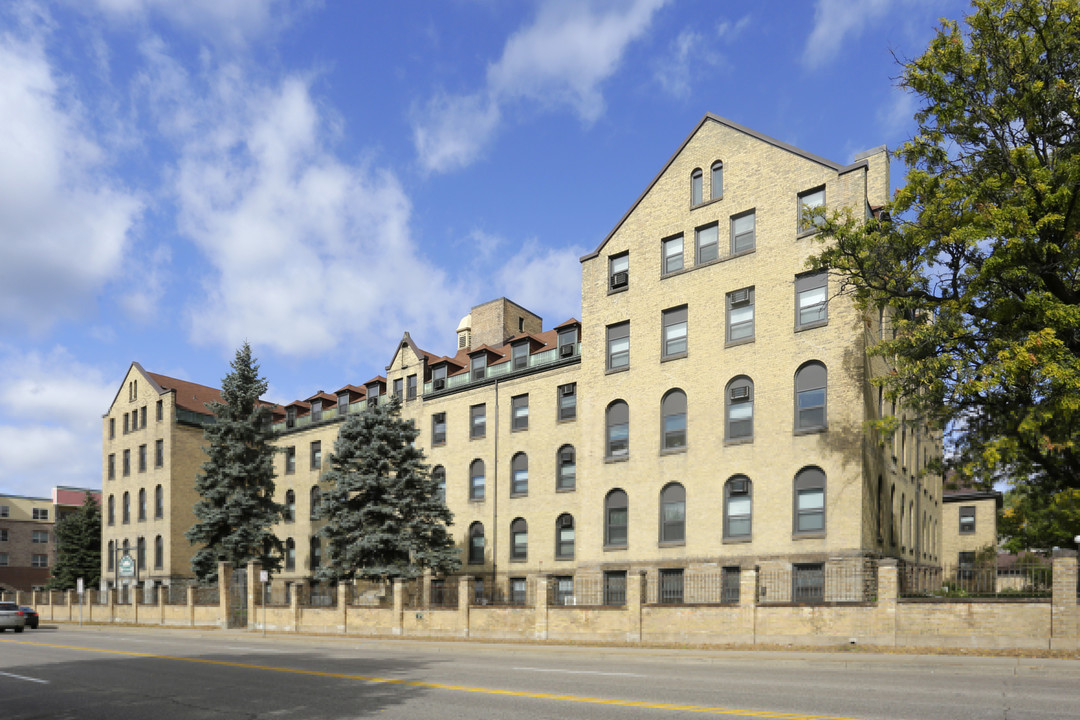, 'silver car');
0,601,26,632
